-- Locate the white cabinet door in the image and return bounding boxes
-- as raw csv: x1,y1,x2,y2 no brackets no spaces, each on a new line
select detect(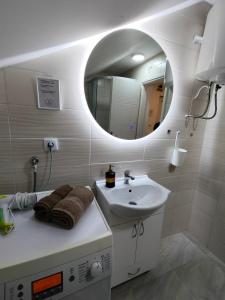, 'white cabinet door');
136,213,163,271
111,221,138,286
